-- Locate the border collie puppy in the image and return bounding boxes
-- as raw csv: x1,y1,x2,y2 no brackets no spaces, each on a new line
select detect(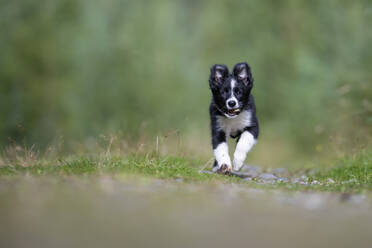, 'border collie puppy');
209,62,259,173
